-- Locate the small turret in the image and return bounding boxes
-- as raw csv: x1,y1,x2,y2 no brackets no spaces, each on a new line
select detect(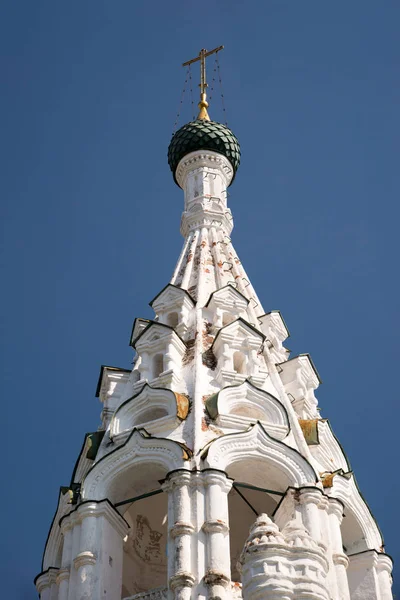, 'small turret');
239,514,330,600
